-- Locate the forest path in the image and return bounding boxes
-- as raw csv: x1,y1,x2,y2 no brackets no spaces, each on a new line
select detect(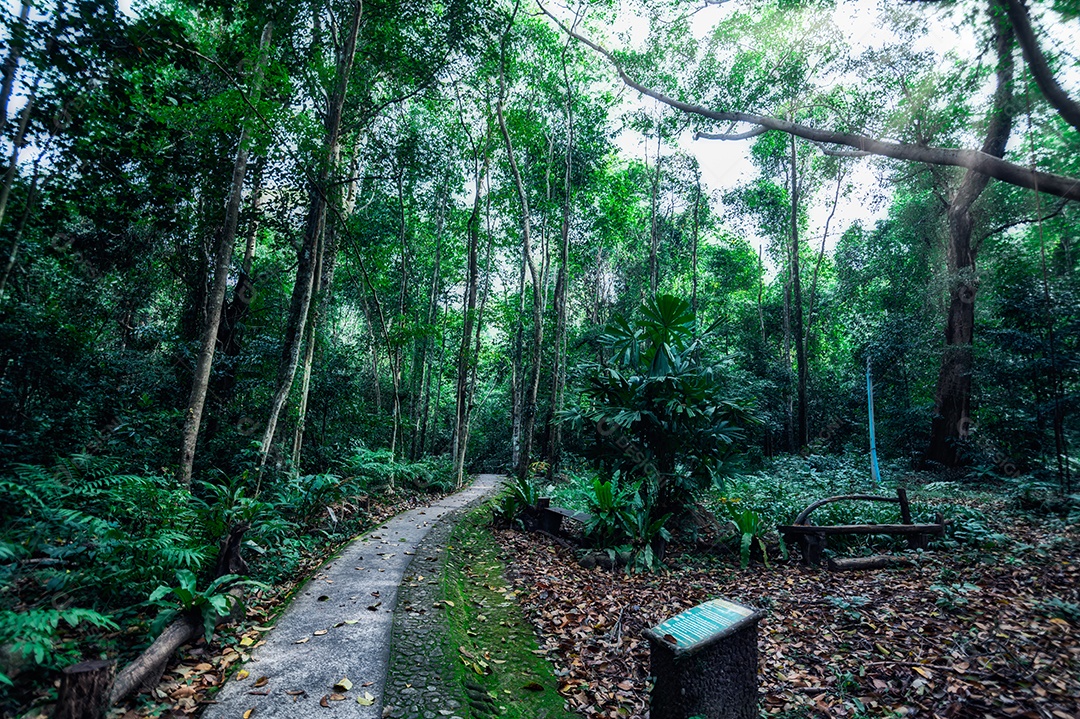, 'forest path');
202,474,503,719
